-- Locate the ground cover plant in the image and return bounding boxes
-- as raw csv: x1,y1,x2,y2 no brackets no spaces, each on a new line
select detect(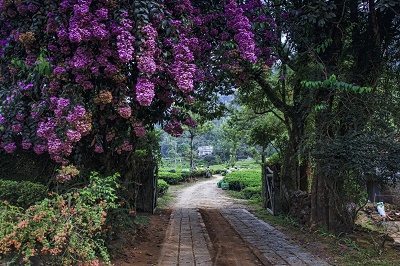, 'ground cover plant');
0,172,119,265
